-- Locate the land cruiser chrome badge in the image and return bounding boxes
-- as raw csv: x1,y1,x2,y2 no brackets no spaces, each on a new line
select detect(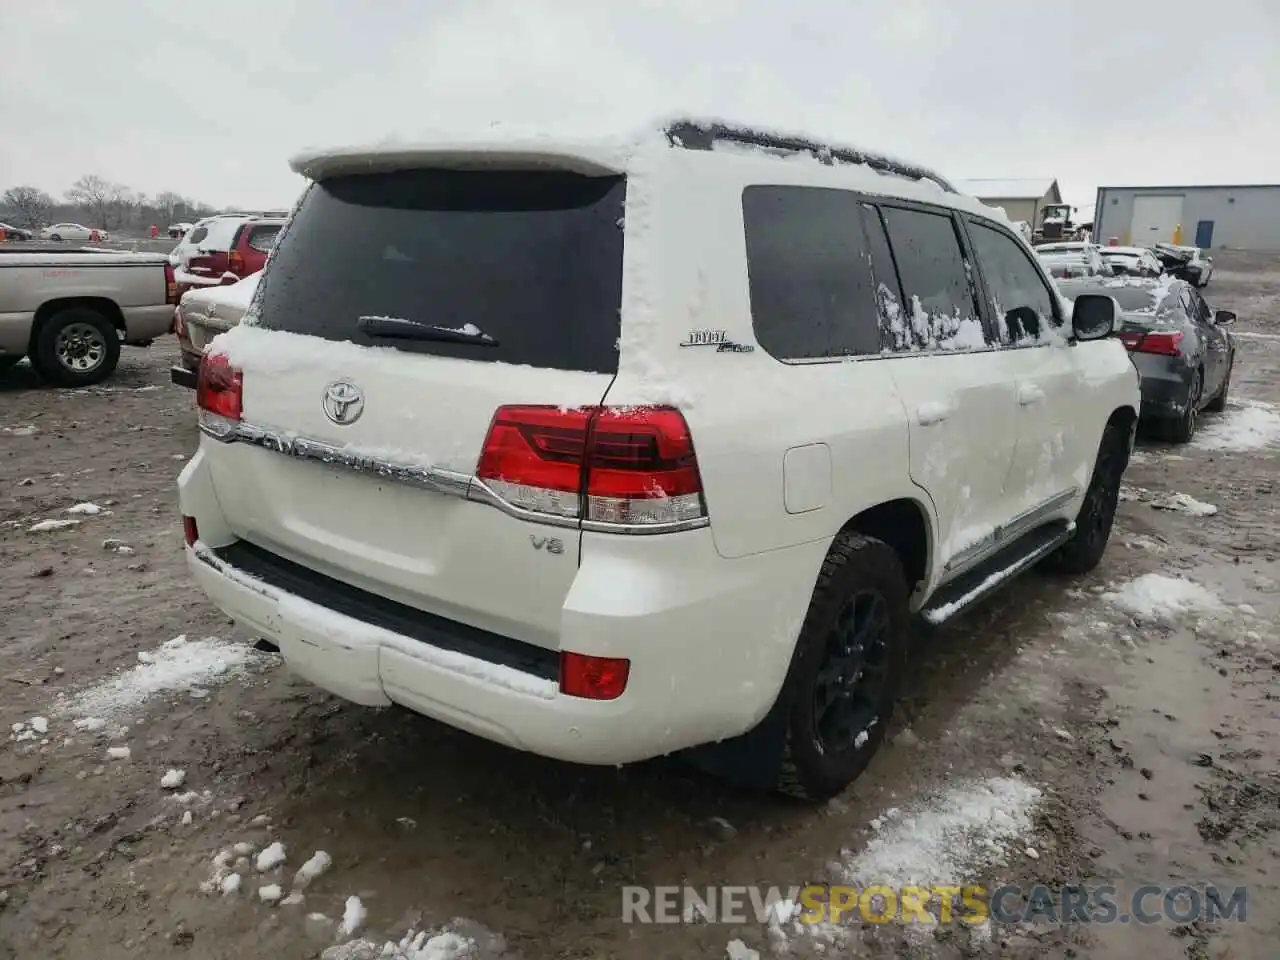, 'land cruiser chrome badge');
322,381,365,425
